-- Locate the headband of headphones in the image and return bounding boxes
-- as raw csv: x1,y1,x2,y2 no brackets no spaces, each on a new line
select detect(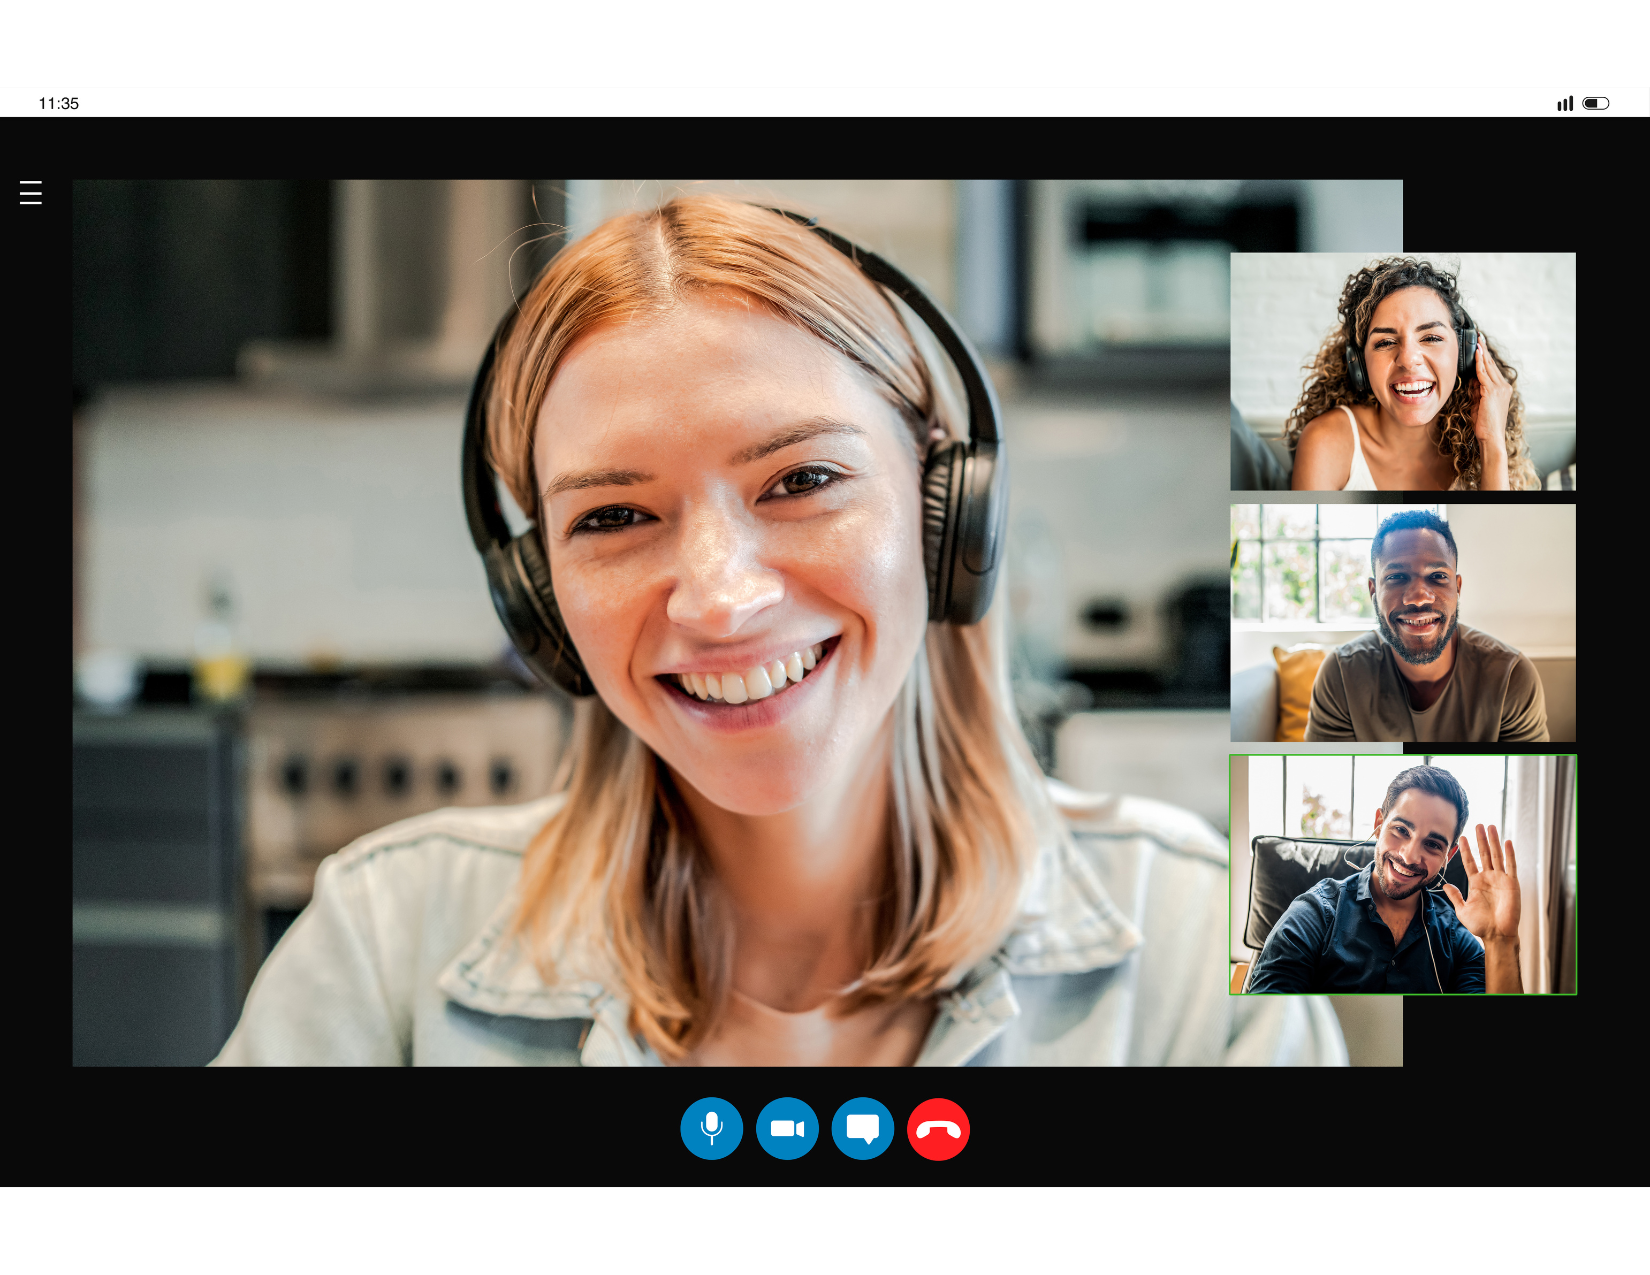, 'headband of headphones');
462,205,1007,694
765,210,1001,446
